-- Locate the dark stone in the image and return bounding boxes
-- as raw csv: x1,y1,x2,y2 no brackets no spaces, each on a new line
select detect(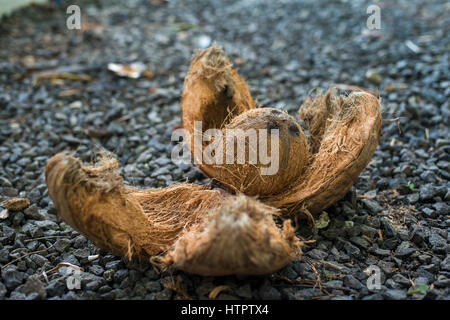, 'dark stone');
374,248,391,257
54,238,71,253
235,284,252,299
21,275,46,299
395,247,417,258
0,282,6,298
434,275,450,288
85,280,102,291
422,207,437,218
113,269,129,283
145,280,162,292
383,289,407,300
433,202,450,215
24,204,45,220
259,281,281,300
429,233,447,252
306,249,328,260
362,293,384,300
72,235,88,248
1,266,24,290
419,184,437,201
392,274,411,287
441,255,450,271
104,260,122,271
343,275,363,290
350,237,371,250
381,218,397,238
407,193,420,204
45,280,66,297
89,265,104,276
361,199,383,214
155,288,172,300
